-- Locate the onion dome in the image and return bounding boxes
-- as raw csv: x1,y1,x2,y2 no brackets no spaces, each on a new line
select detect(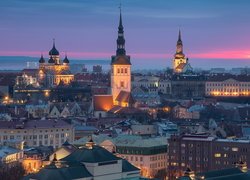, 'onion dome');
48,56,54,63
63,55,69,64
39,54,45,63
49,39,59,56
